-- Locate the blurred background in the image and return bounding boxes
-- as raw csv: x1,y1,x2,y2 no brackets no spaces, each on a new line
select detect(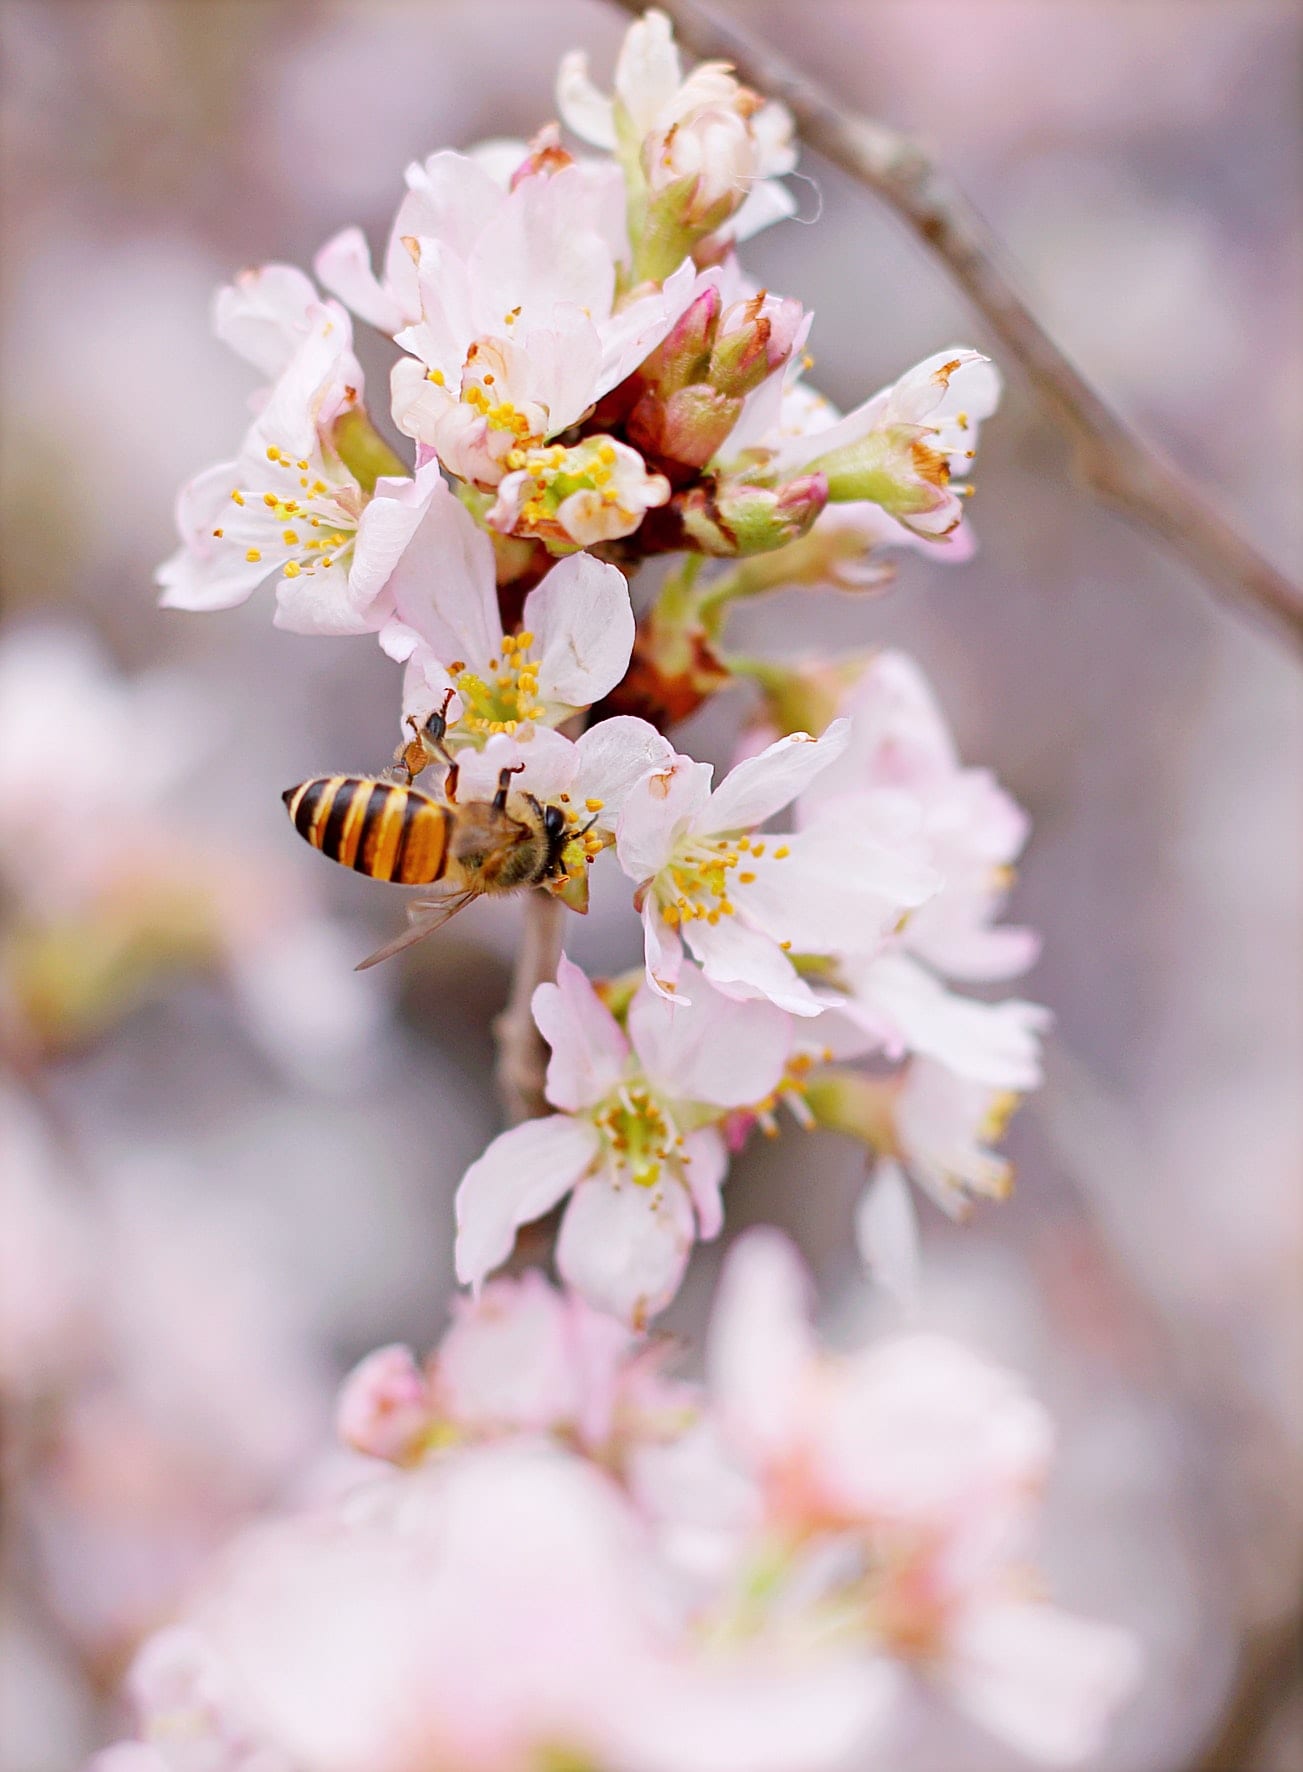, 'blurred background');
1,3,1299,1768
